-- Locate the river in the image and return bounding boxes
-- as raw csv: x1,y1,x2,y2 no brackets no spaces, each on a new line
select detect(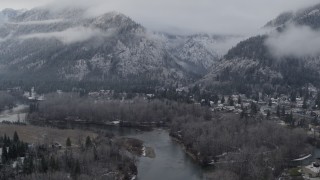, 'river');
99,127,208,179
99,126,208,179
5,106,320,179
123,129,208,180
1,106,317,180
